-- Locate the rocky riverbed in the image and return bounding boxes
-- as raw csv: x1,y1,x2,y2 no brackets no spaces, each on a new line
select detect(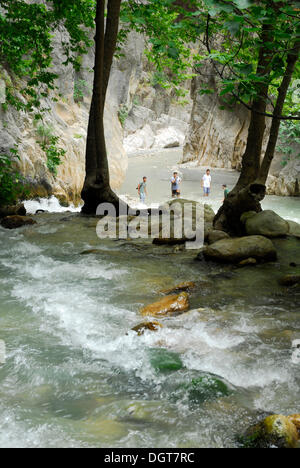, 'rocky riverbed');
0,192,299,447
